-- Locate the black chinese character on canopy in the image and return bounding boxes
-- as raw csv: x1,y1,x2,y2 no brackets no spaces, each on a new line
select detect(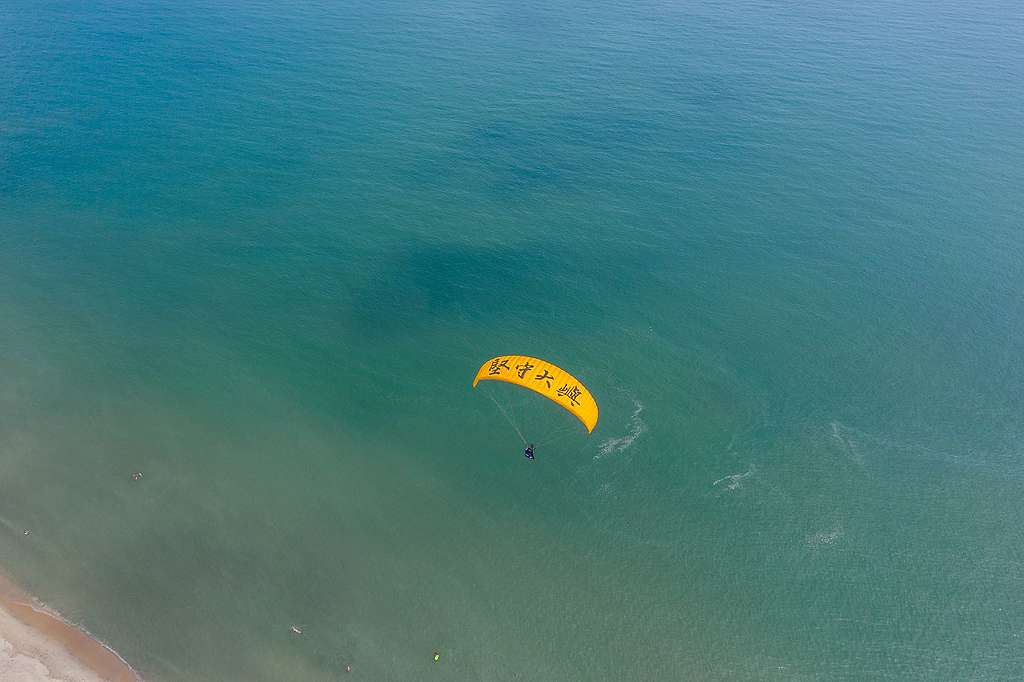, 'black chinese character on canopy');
557,384,582,406
534,369,554,388
515,361,535,379
488,358,511,375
